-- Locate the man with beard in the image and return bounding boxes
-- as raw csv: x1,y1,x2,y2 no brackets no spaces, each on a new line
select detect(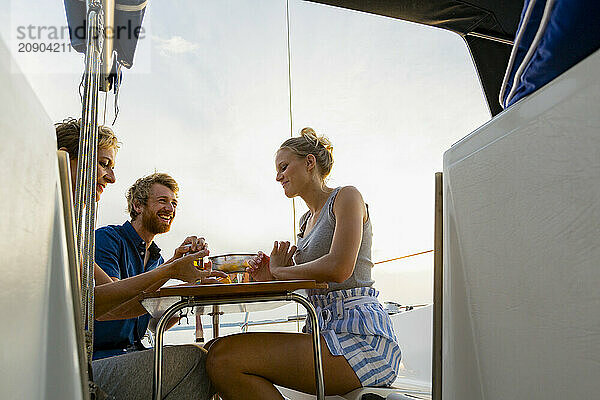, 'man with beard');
92,173,219,399
93,172,201,360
